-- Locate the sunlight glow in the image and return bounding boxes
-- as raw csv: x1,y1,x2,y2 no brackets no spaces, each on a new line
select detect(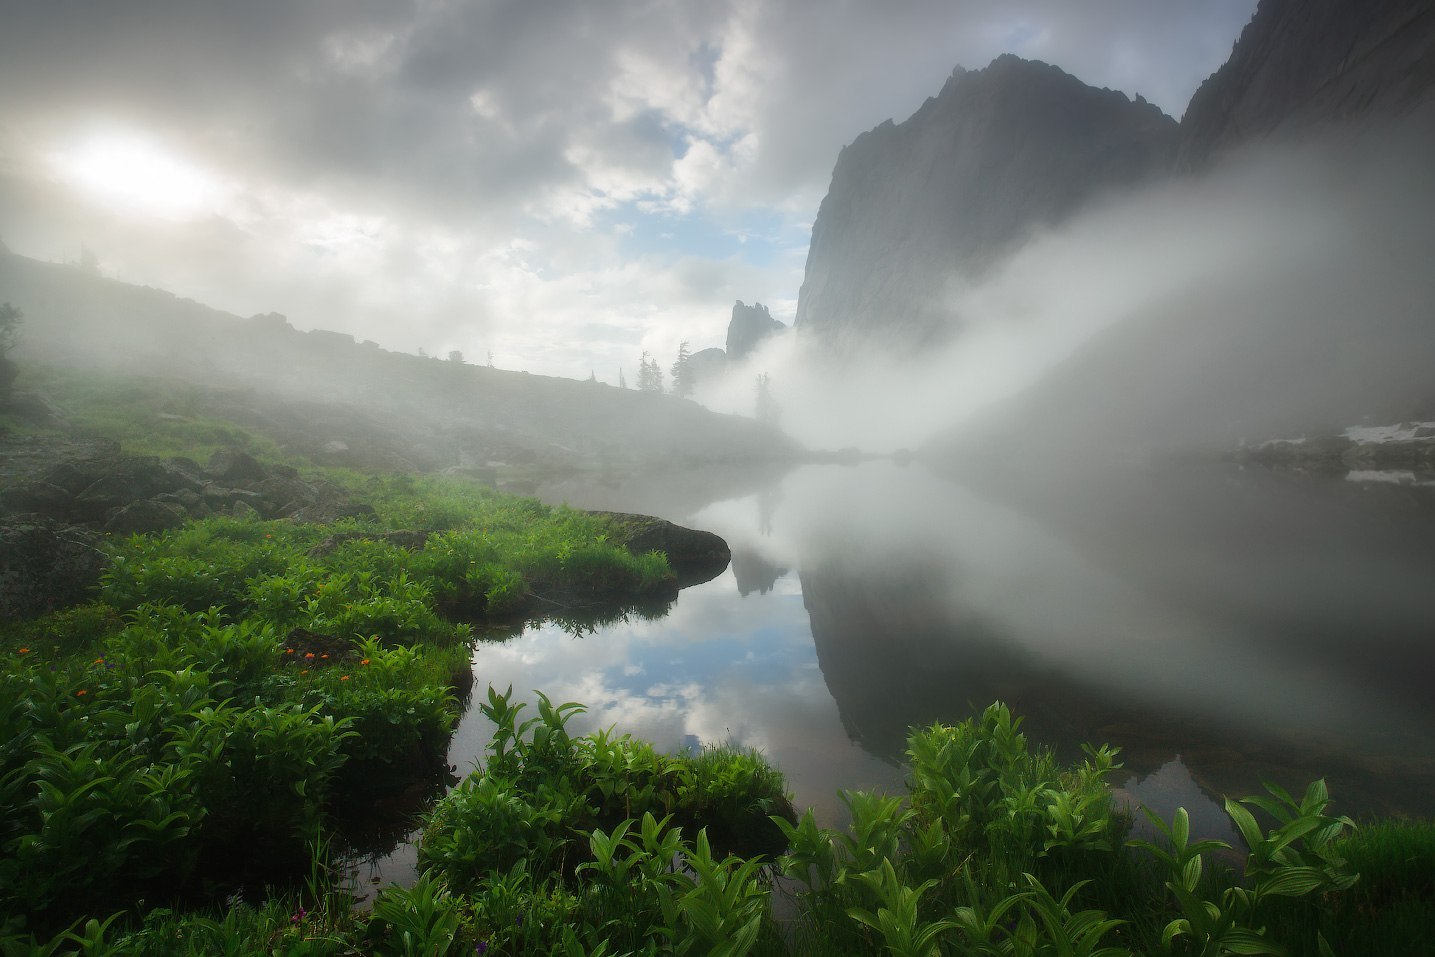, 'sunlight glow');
52,132,226,220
